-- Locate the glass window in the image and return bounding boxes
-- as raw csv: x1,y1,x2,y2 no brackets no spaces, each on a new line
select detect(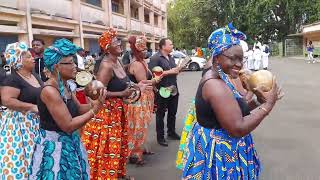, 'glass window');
83,0,102,7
